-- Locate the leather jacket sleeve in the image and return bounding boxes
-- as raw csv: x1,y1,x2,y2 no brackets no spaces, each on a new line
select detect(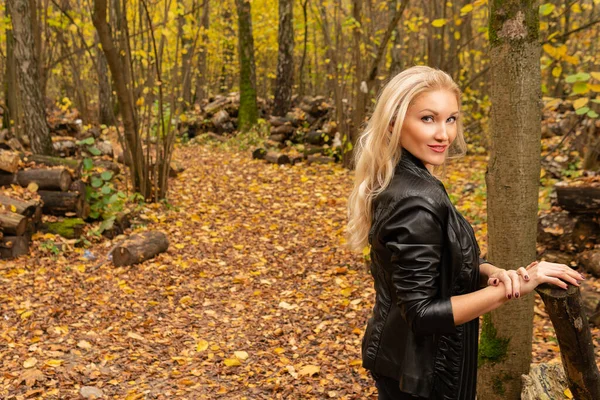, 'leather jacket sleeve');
379,196,456,336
